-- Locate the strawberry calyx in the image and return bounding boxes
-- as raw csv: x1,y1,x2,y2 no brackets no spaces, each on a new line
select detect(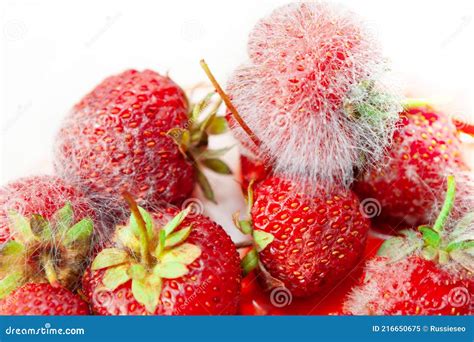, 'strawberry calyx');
377,175,474,272
0,203,93,299
233,180,274,276
167,92,232,203
91,195,201,313
343,80,397,121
